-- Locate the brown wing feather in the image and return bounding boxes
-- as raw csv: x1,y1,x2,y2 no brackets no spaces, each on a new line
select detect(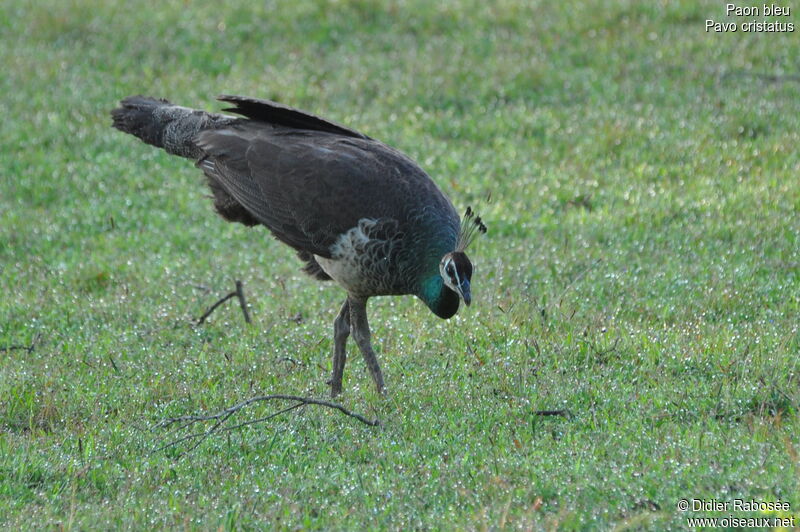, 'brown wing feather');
195,124,442,258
